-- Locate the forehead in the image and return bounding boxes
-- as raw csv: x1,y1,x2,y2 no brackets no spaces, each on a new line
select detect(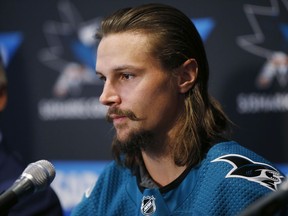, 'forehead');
96,33,155,72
